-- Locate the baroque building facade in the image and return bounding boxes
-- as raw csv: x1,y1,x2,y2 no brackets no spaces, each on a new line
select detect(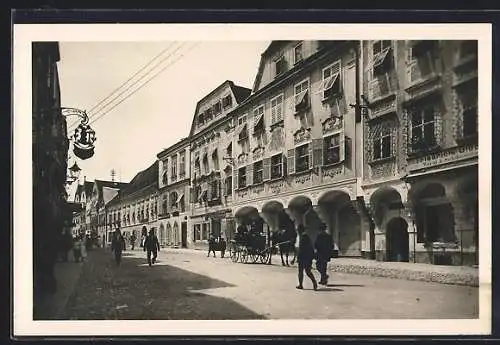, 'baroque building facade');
188,80,252,249
106,161,158,248
229,41,370,257
157,138,191,248
360,40,478,265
